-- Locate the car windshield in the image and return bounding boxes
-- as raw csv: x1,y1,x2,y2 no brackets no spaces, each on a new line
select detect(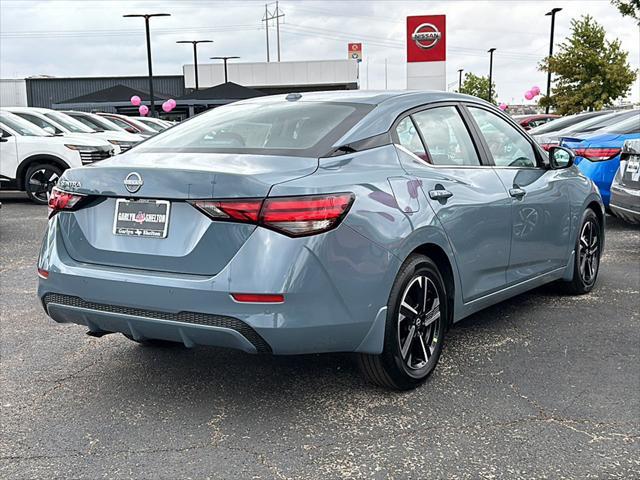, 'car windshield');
595,113,640,135
44,111,95,133
69,113,121,131
0,112,49,136
136,118,164,132
137,101,372,157
529,112,609,135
